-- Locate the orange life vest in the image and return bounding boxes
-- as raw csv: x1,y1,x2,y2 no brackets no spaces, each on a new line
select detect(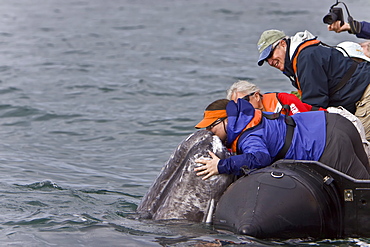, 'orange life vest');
291,39,321,96
230,106,296,155
230,109,263,153
261,93,287,115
